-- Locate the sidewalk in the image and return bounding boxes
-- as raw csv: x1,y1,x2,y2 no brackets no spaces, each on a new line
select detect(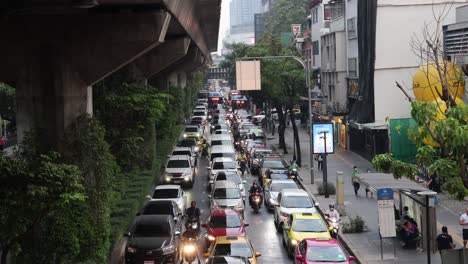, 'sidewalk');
266,121,466,264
